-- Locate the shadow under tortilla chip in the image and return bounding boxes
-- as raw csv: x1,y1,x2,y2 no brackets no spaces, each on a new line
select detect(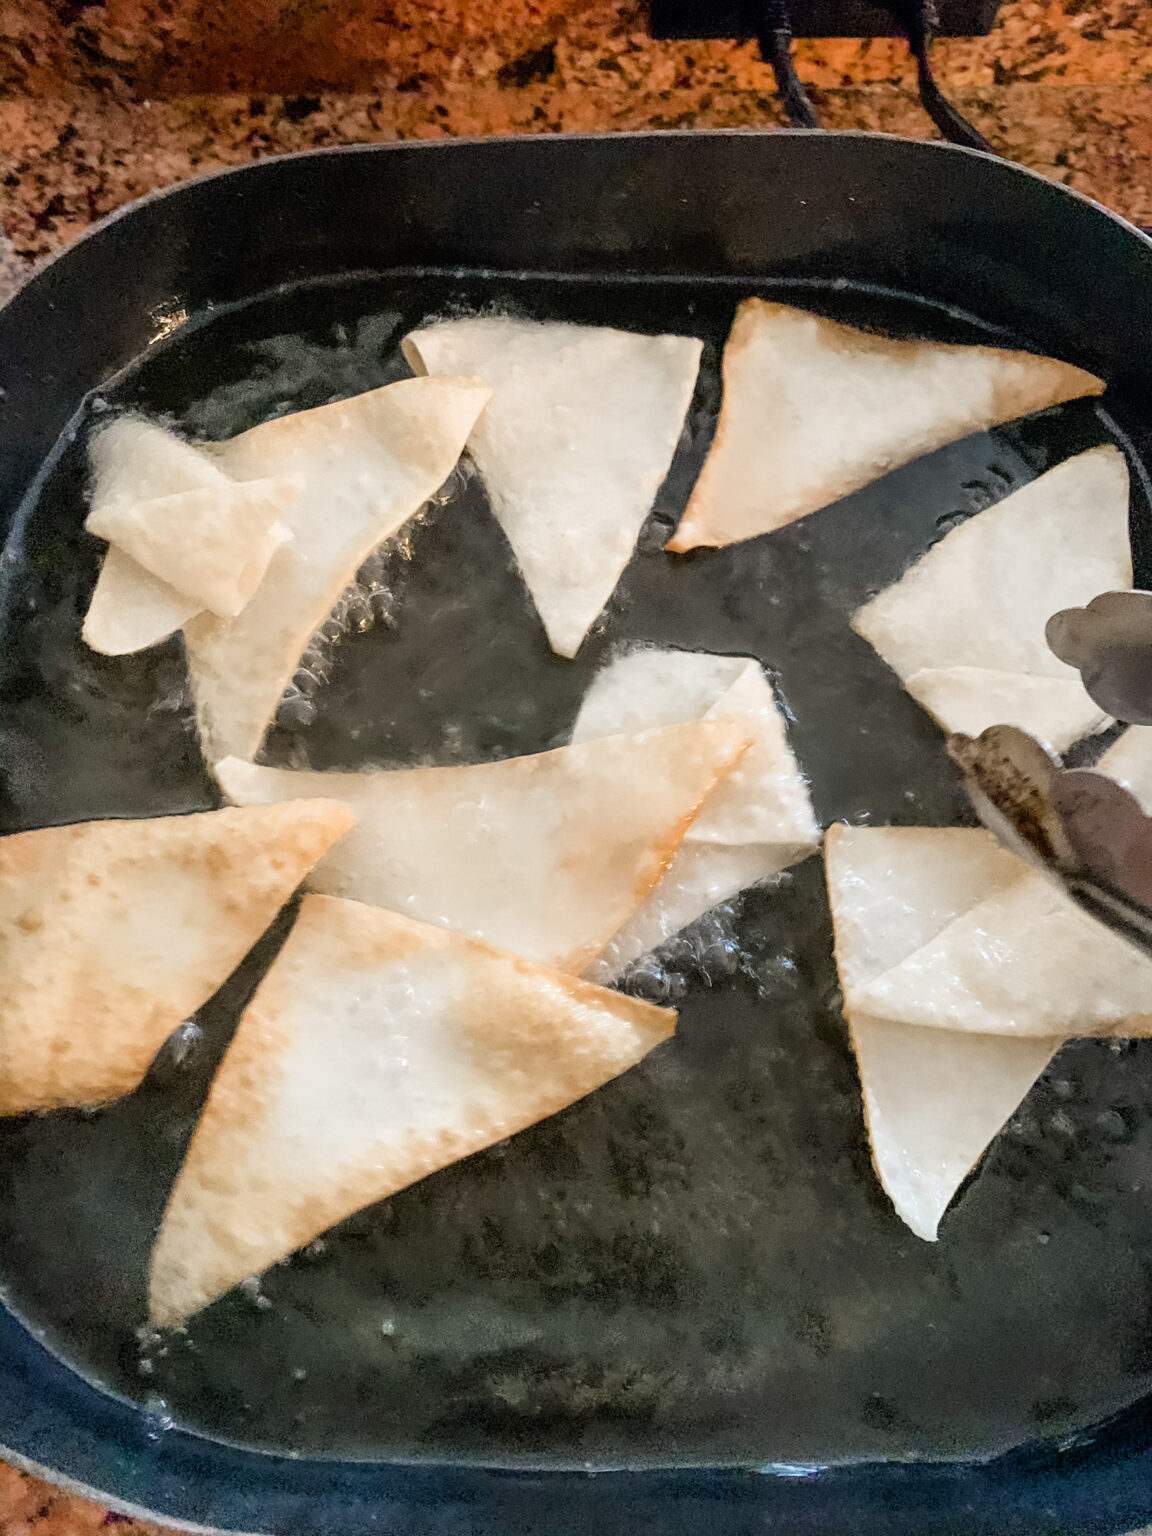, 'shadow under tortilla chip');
148,894,676,1327
0,799,355,1115
215,718,749,974
667,298,1104,551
